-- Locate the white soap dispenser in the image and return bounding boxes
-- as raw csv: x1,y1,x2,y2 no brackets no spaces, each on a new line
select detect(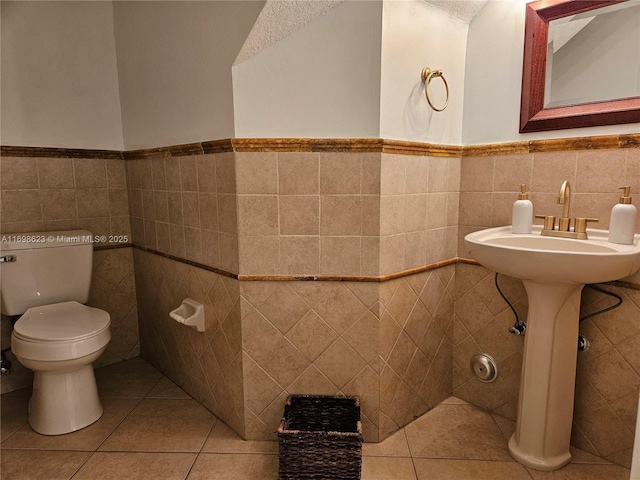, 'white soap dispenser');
608,186,637,245
512,184,533,234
